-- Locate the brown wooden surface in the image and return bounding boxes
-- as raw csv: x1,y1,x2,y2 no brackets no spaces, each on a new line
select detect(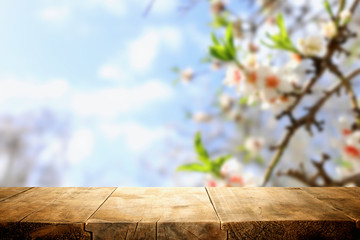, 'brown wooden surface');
0,187,359,239
0,187,115,239
302,187,360,229
206,187,360,240
0,187,31,202
85,187,225,240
